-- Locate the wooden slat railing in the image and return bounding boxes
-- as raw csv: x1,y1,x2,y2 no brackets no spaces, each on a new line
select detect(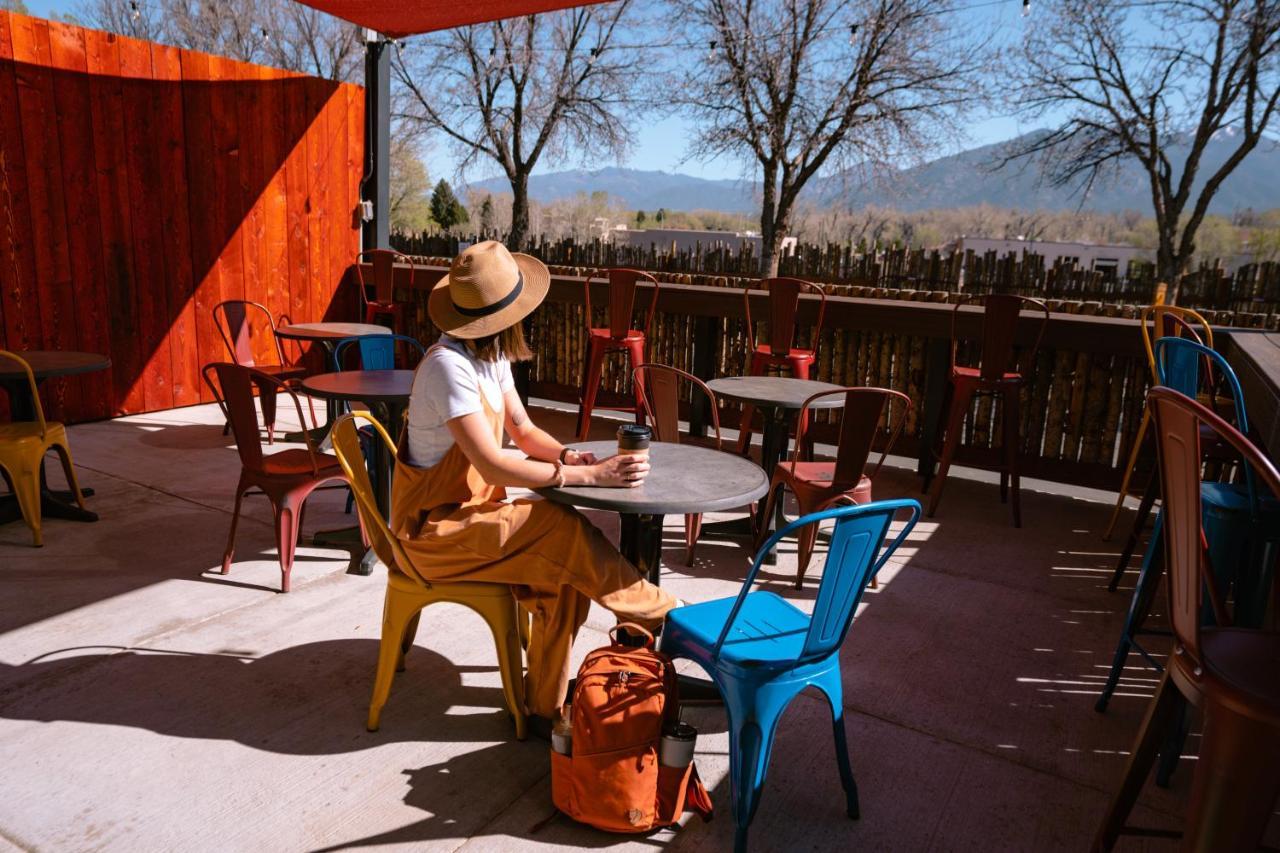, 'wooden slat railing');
359,262,1157,491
